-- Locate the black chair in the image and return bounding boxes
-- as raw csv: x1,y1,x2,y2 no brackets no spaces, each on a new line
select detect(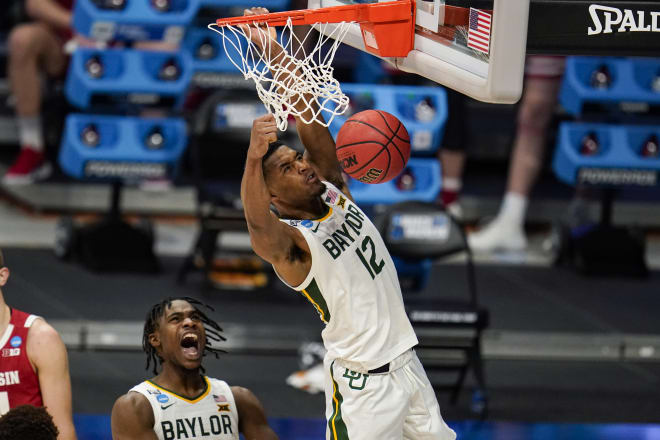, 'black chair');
377,201,489,416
